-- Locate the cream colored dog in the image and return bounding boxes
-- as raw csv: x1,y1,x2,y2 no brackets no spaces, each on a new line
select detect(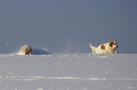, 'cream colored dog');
21,45,33,55
89,40,118,54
